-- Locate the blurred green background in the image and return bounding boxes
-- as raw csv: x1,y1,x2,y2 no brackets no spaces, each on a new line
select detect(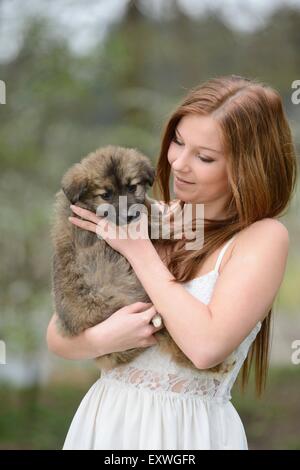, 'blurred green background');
0,0,299,450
